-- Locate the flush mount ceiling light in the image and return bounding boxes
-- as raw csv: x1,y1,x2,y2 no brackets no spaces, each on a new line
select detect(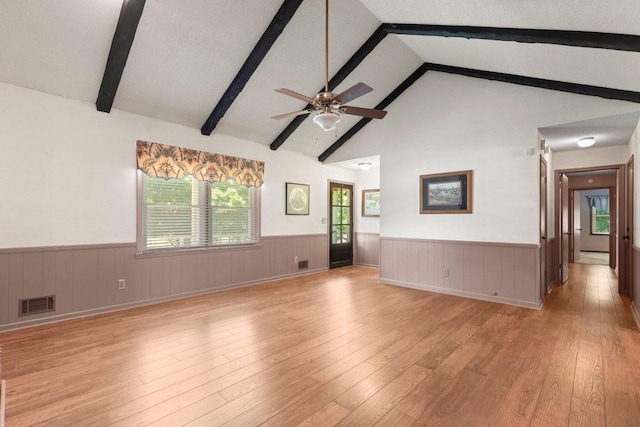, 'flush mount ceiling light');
577,137,595,148
358,162,372,170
